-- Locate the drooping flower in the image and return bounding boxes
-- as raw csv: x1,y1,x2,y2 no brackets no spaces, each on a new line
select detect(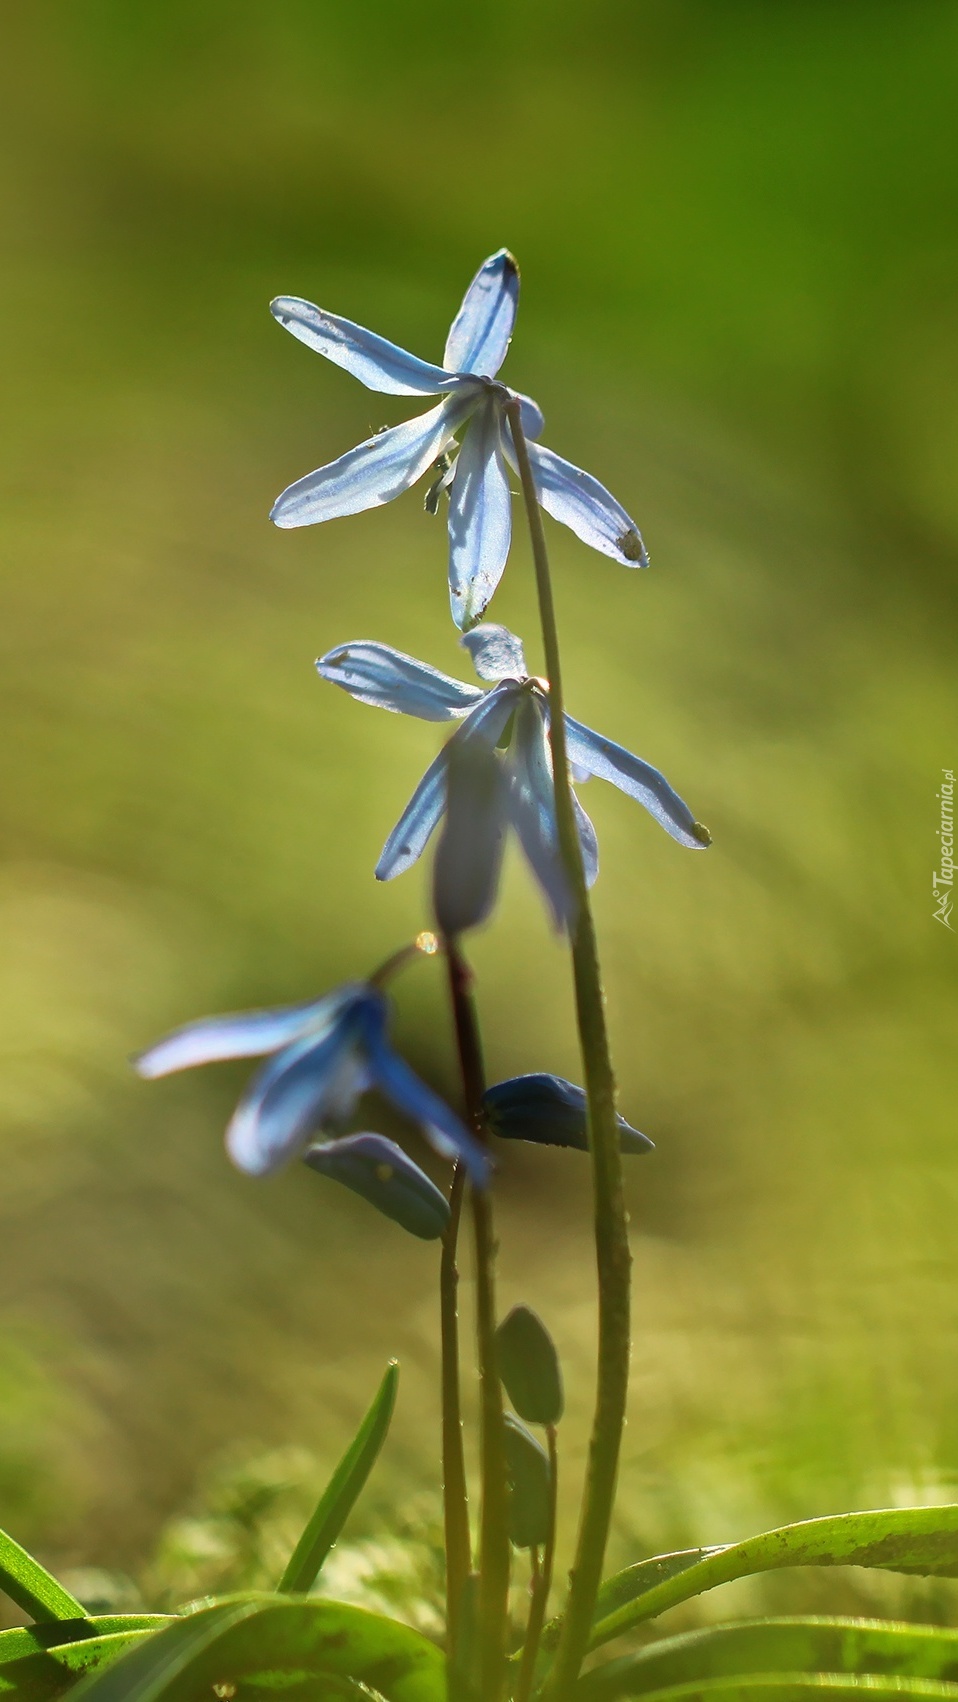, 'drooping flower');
317,623,710,931
134,980,488,1184
482,1073,654,1154
270,250,647,631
